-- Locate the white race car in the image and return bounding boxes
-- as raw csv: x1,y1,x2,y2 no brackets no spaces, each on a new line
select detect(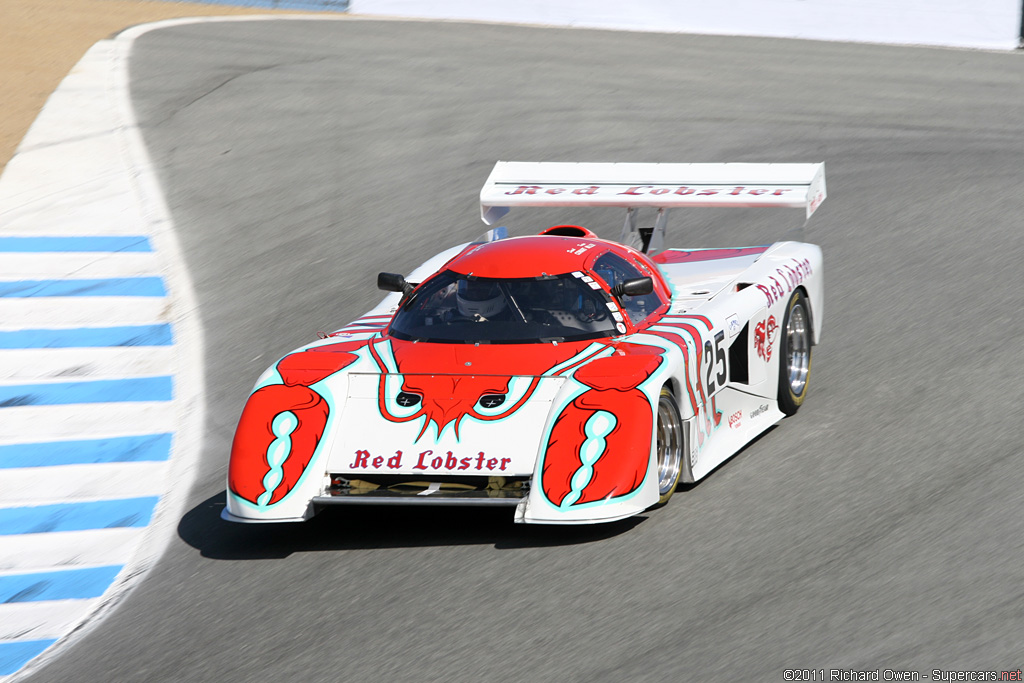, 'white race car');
225,162,825,525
